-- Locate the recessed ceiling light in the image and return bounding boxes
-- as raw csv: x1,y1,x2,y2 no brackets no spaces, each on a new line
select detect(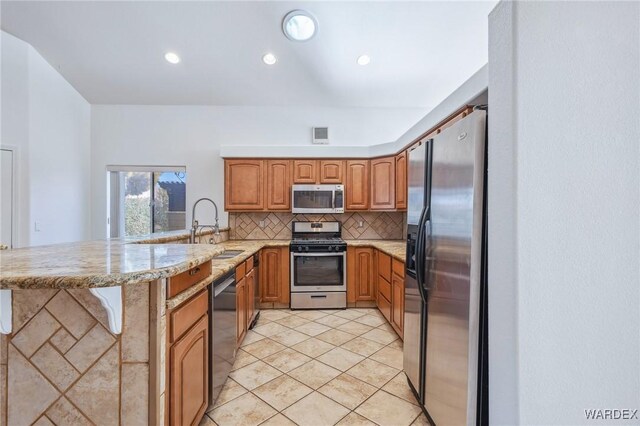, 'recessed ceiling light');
164,52,180,64
262,53,277,65
282,10,318,42
357,55,371,66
